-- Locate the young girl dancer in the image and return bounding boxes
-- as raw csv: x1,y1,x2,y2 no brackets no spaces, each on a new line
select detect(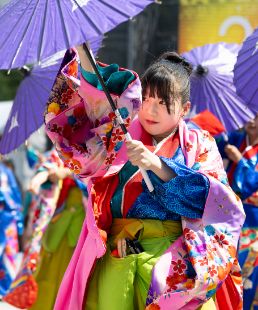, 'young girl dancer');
45,47,245,309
